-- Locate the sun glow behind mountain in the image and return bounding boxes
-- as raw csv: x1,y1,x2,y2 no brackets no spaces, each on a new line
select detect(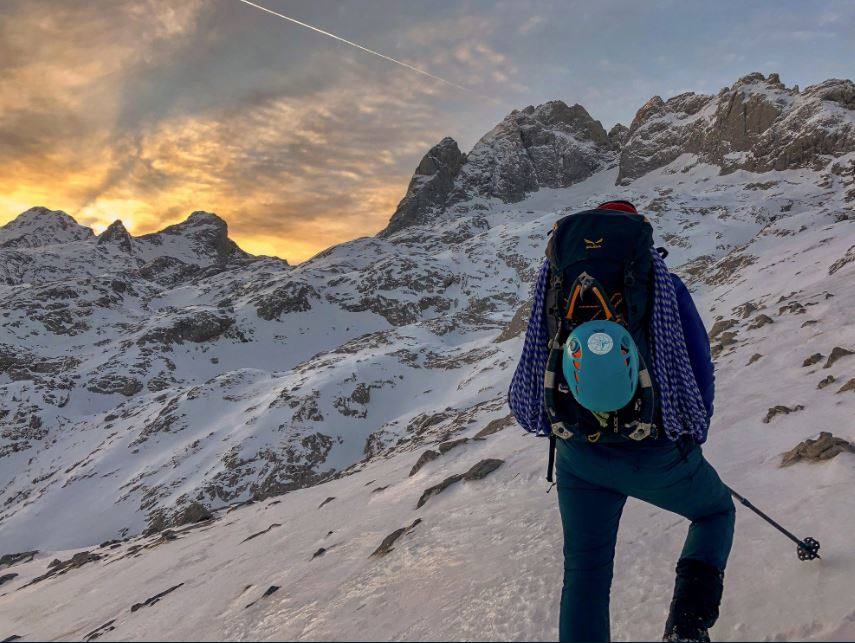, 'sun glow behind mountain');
2,0,853,262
